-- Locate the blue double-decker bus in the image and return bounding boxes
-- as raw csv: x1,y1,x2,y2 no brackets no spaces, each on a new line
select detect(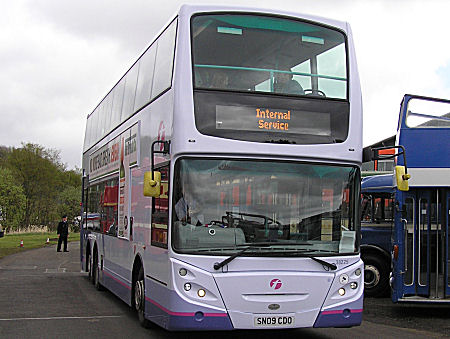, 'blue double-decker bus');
362,94,450,302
